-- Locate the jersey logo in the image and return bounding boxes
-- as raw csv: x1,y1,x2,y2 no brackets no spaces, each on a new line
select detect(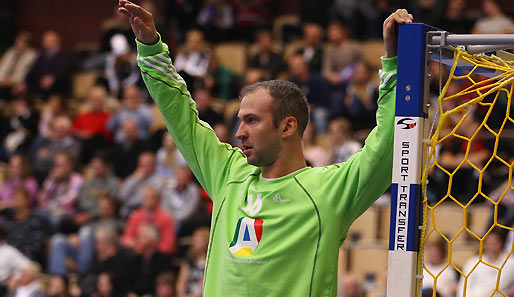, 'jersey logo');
273,193,291,203
229,217,263,256
242,193,263,215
